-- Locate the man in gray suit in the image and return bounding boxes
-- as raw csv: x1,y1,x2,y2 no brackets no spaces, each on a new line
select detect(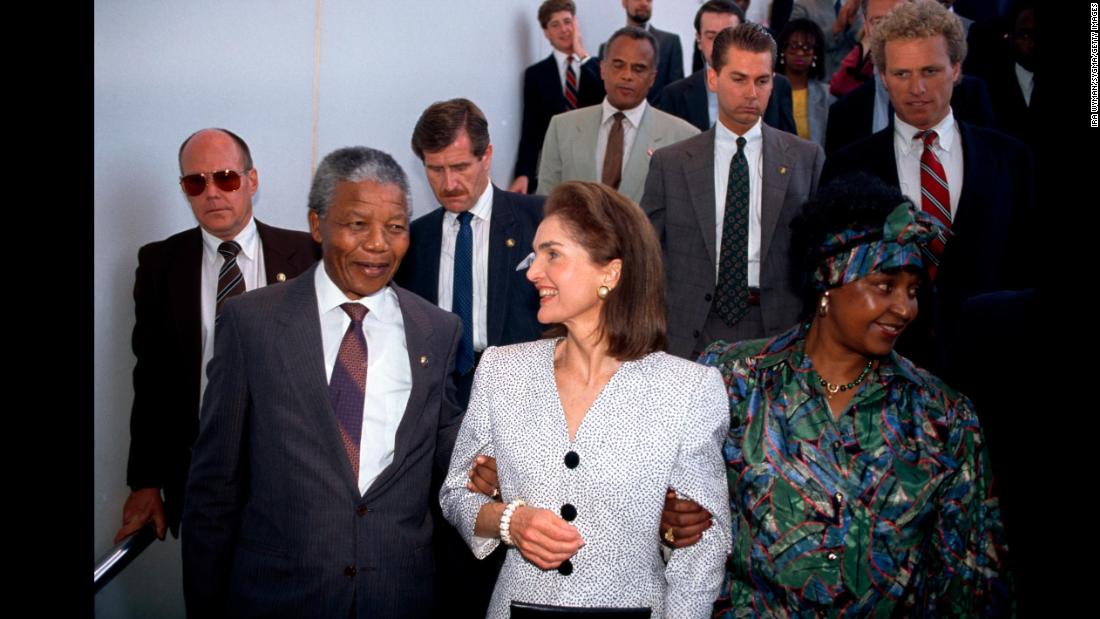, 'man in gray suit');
182,147,463,618
641,23,824,359
538,26,699,206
